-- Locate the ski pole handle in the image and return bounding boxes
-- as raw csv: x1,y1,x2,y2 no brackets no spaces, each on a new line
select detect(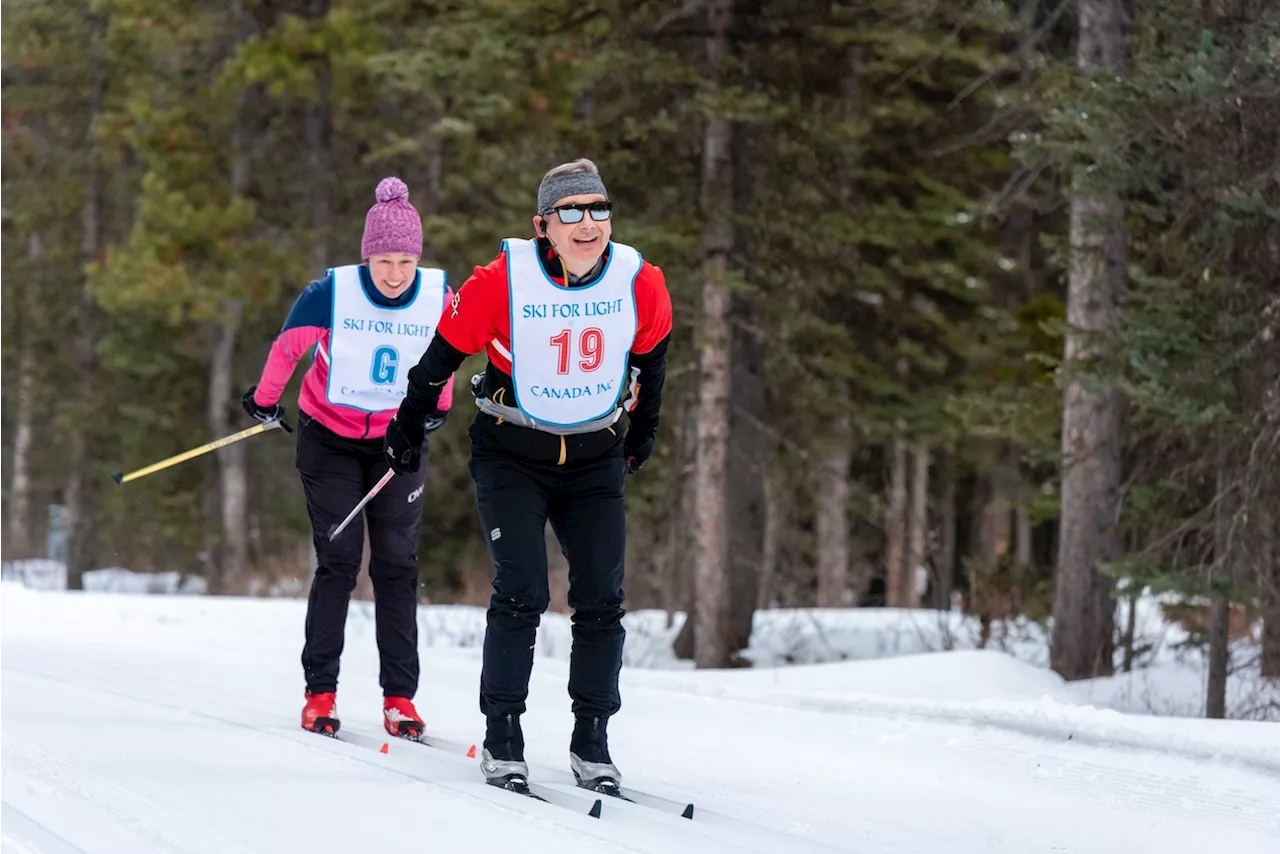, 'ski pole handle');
327,468,396,541
111,419,291,485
